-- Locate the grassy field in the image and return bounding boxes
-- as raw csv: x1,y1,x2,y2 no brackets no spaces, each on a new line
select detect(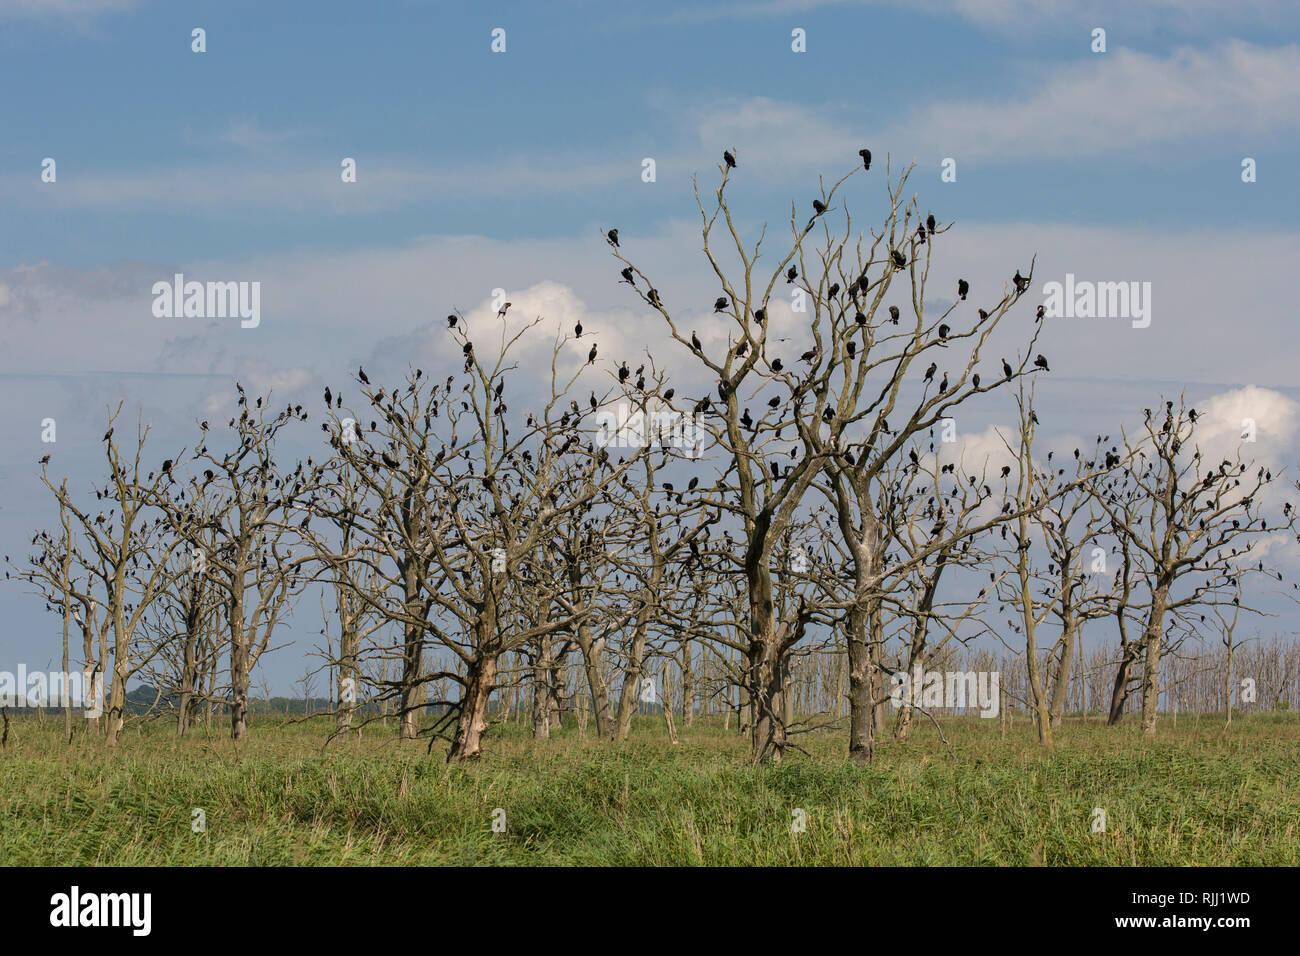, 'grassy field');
1,711,1296,866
